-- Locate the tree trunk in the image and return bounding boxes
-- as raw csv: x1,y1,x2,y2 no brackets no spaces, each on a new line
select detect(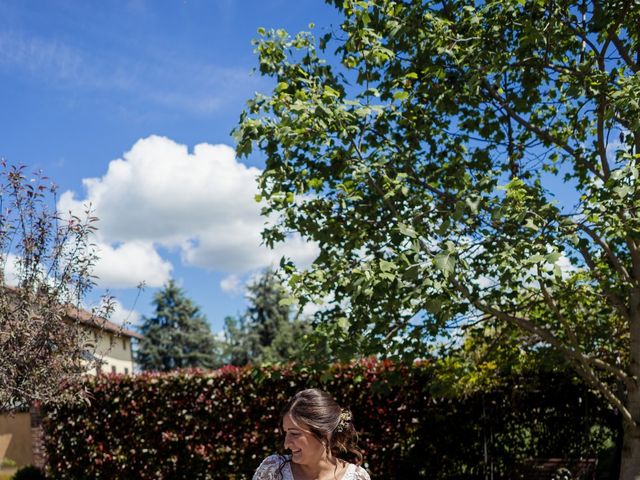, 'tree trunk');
619,418,640,480
621,290,640,479
620,379,640,479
